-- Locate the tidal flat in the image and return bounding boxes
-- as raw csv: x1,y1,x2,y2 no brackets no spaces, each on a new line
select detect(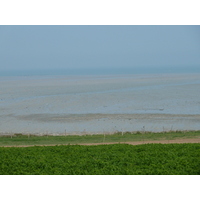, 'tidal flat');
0,73,200,135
